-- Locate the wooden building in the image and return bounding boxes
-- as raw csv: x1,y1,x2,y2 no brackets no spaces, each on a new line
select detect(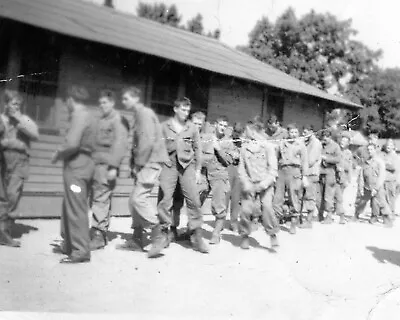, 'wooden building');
0,0,361,218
